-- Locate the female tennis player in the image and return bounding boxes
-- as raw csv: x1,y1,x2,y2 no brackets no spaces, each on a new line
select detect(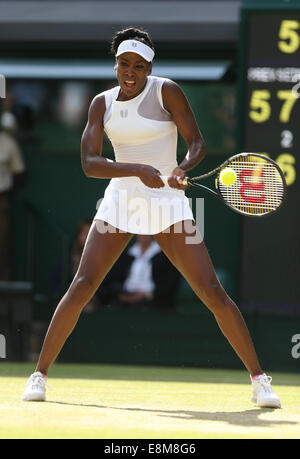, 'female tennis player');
22,27,281,408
